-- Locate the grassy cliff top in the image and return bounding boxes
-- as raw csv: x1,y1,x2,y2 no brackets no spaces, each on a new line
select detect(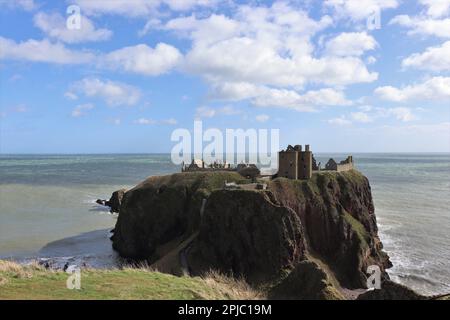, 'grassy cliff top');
0,260,260,300
131,171,250,193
